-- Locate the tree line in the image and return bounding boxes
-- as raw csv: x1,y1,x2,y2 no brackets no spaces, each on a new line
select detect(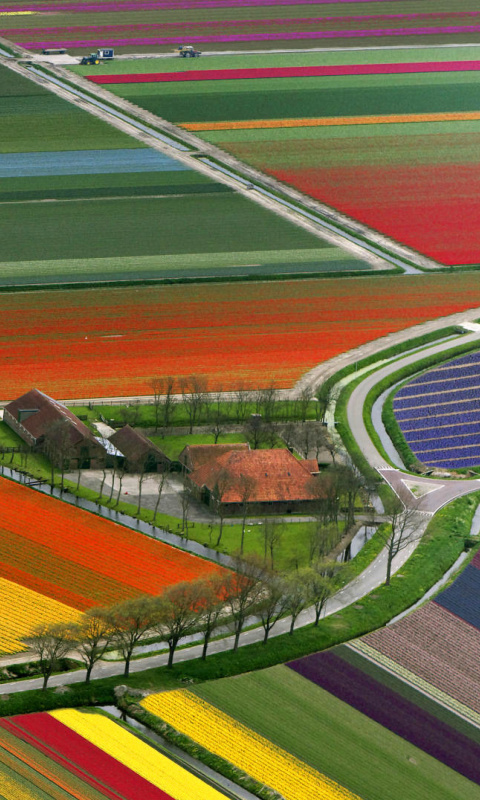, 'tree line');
26,553,338,690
